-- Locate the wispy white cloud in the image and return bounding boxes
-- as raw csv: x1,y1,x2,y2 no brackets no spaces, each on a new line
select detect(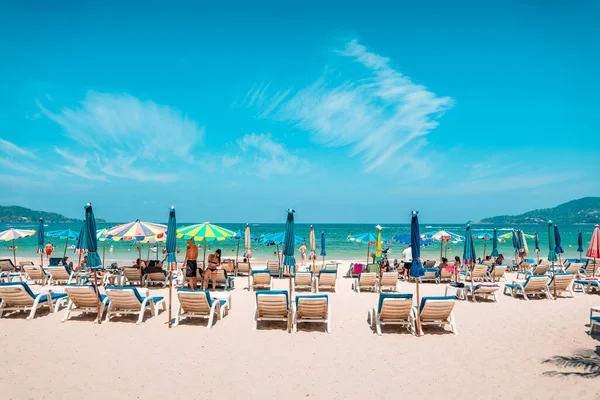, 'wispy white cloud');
244,39,453,174
40,92,205,183
54,147,107,181
229,133,310,178
0,138,38,159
